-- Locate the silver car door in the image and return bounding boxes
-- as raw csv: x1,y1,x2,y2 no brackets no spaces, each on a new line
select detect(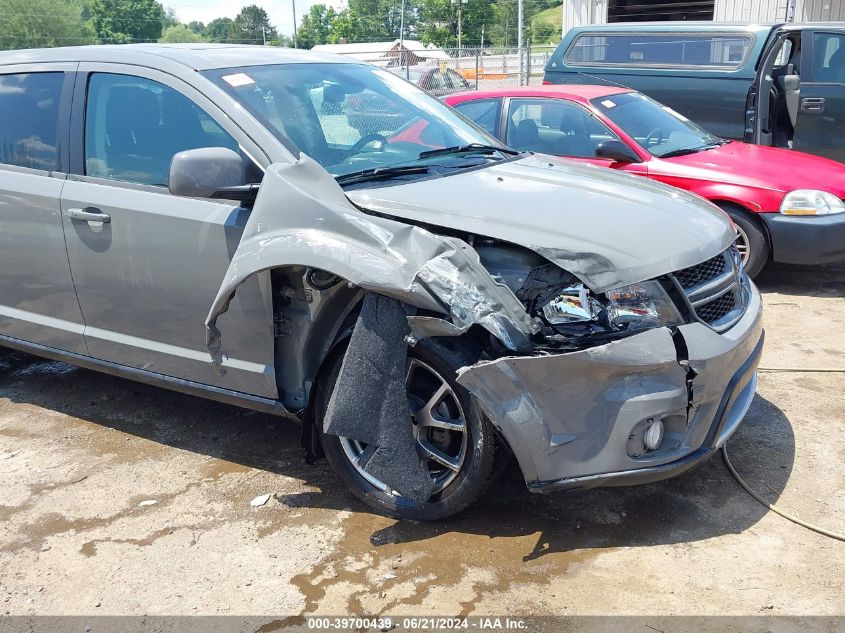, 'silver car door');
61,63,277,397
0,64,88,354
